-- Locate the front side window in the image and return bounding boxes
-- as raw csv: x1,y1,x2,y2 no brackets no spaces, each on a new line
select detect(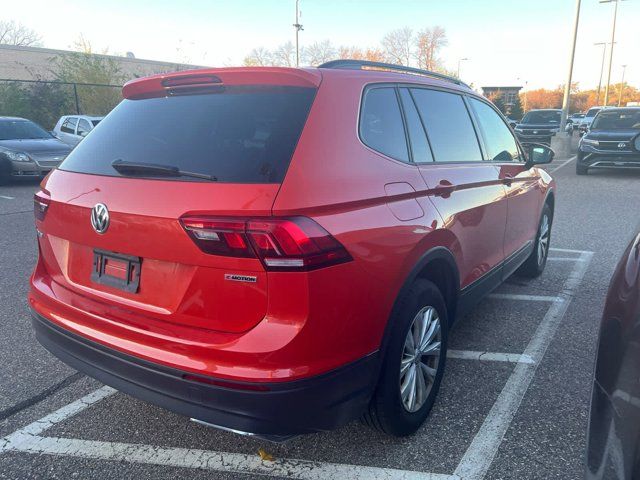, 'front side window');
60,117,77,134
411,88,482,163
470,98,520,162
360,87,409,163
